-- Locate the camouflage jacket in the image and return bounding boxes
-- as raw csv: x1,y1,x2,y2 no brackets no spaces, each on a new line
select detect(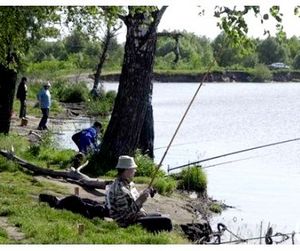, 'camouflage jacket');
106,177,144,227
